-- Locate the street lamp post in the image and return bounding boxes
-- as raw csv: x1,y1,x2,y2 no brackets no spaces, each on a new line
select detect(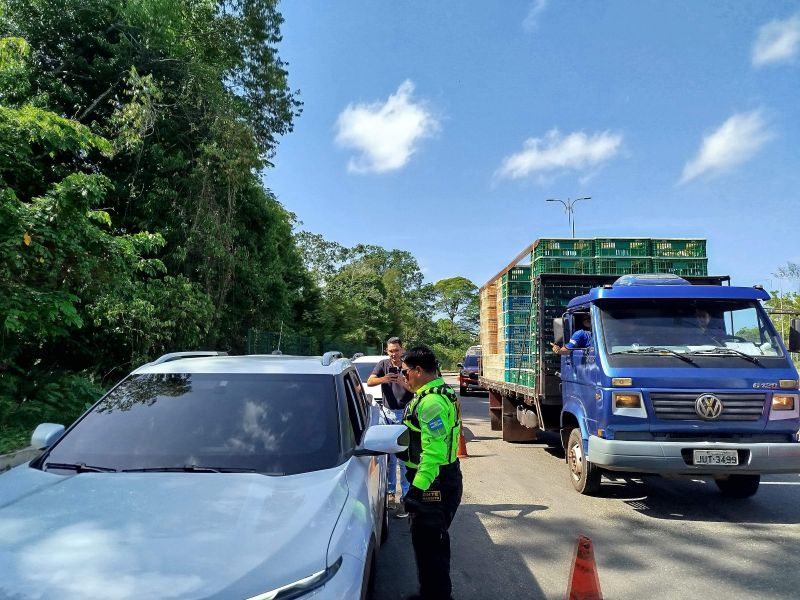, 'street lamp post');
545,196,591,238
